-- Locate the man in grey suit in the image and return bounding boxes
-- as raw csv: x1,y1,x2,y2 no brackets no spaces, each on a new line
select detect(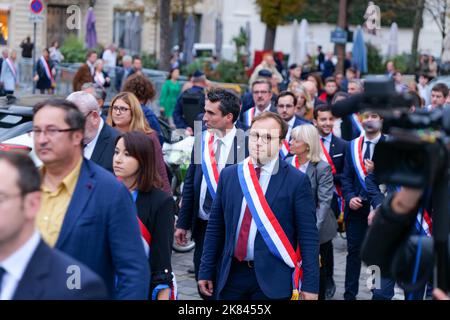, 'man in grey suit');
287,124,336,300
